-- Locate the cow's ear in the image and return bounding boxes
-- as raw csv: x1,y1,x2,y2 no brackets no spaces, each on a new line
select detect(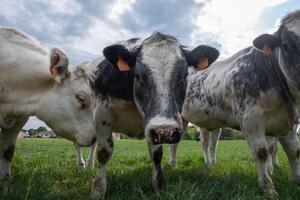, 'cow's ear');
103,44,136,71
50,48,70,83
186,45,219,70
253,34,281,54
